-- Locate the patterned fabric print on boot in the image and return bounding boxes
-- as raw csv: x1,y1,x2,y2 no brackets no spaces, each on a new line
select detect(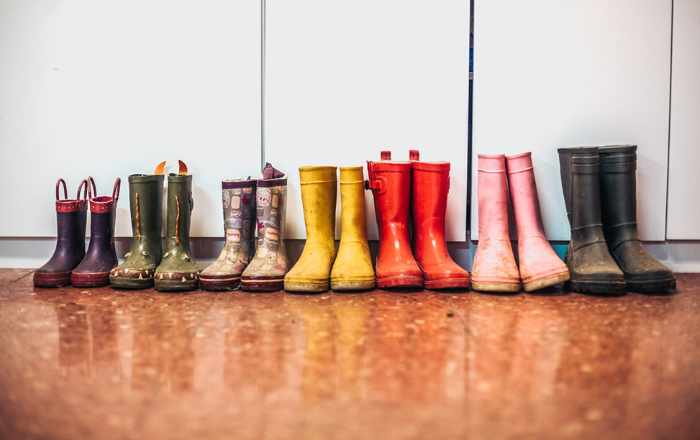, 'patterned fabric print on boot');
200,179,256,291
